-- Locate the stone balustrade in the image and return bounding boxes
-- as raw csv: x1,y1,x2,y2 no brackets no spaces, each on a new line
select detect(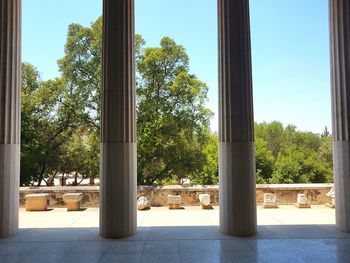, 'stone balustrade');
19,184,334,208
